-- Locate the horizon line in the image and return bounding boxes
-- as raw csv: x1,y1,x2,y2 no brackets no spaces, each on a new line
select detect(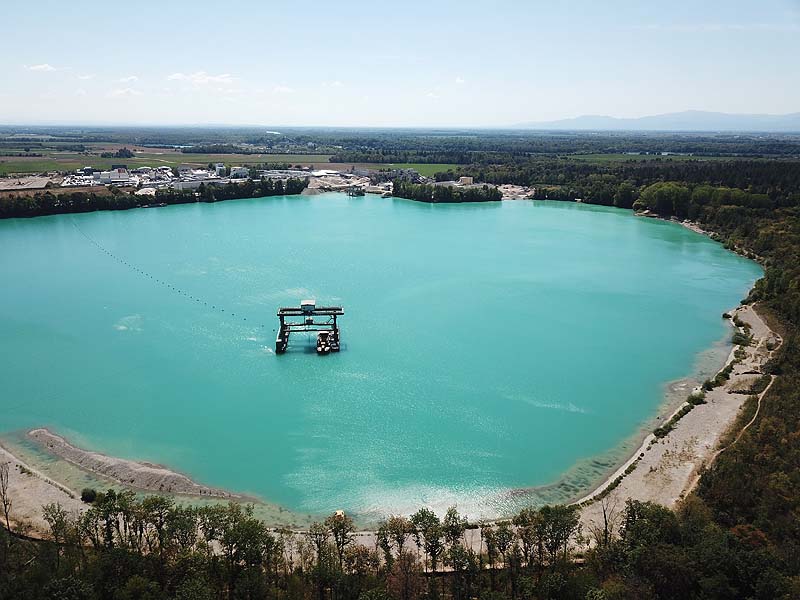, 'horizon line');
2,108,800,133
2,123,800,134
